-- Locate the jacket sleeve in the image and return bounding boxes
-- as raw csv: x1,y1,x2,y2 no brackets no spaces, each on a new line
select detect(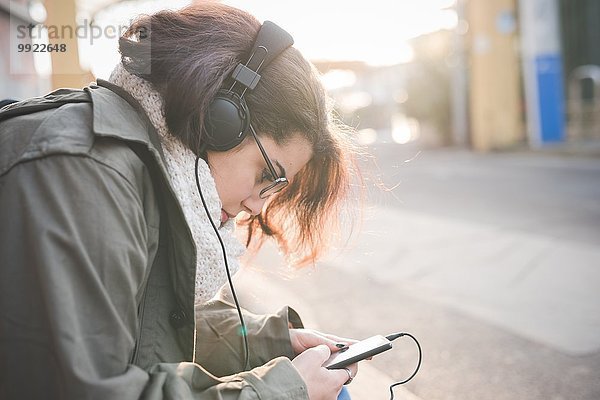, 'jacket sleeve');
194,300,306,377
0,153,308,400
